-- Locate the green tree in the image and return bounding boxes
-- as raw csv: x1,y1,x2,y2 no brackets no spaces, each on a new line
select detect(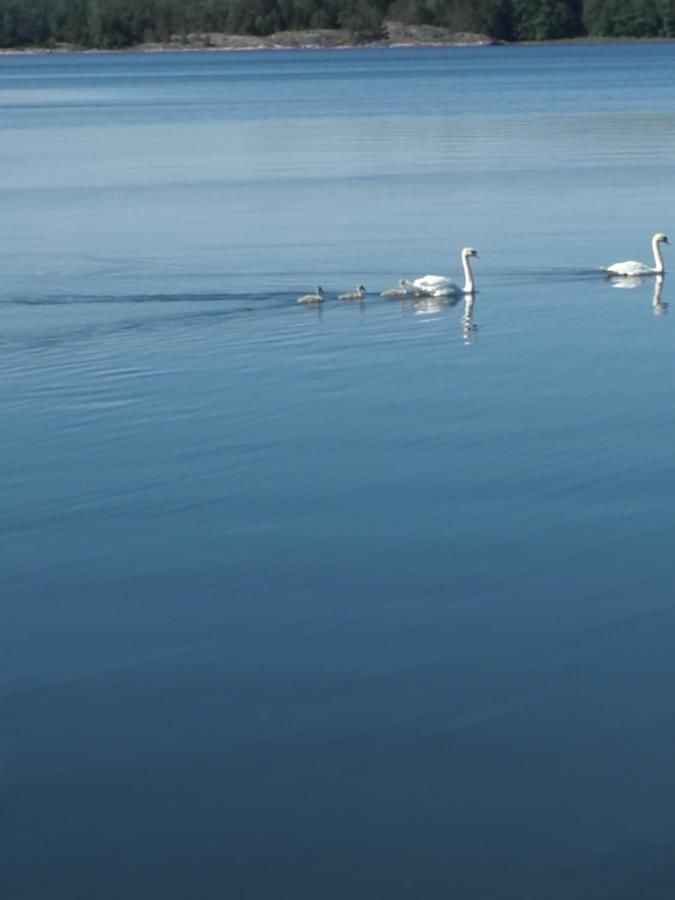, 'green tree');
86,0,103,45
339,0,385,38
